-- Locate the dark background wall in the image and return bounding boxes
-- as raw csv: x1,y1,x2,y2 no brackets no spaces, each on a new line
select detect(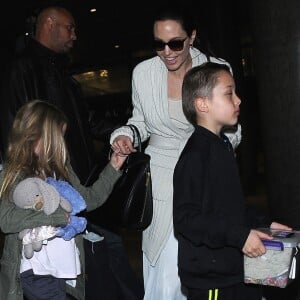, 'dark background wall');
249,0,300,227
